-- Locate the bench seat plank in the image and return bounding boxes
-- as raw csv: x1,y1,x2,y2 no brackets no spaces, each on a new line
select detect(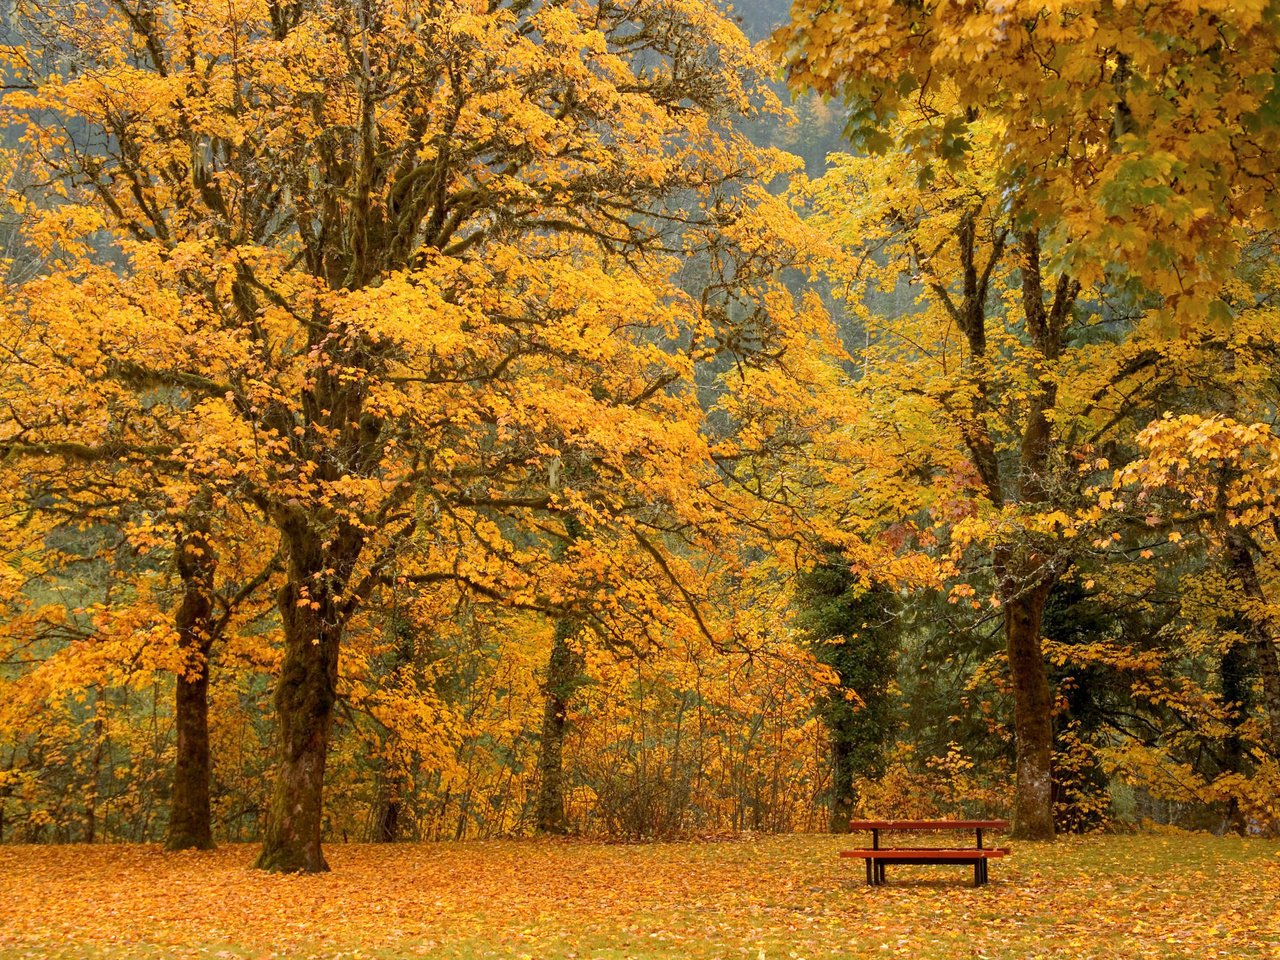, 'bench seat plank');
842,847,1010,886
840,848,1008,860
